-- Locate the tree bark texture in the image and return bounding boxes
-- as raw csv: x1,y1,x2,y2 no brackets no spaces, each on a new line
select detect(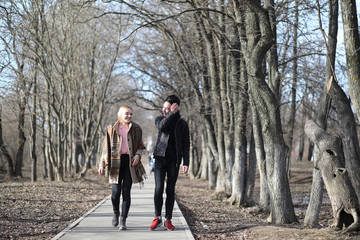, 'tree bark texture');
340,0,360,117
305,120,360,233
0,105,15,178
330,80,360,201
228,8,250,205
286,0,299,177
243,0,297,224
305,0,337,226
252,107,270,209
